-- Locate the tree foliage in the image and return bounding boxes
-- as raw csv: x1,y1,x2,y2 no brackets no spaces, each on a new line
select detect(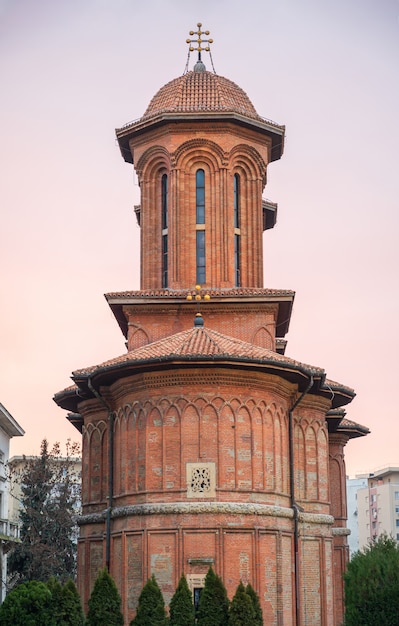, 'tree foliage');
8,439,81,586
130,574,168,626
229,582,255,626
86,568,124,626
169,572,195,626
59,578,85,626
245,582,263,626
46,577,84,626
0,580,54,626
197,567,229,626
344,534,399,626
